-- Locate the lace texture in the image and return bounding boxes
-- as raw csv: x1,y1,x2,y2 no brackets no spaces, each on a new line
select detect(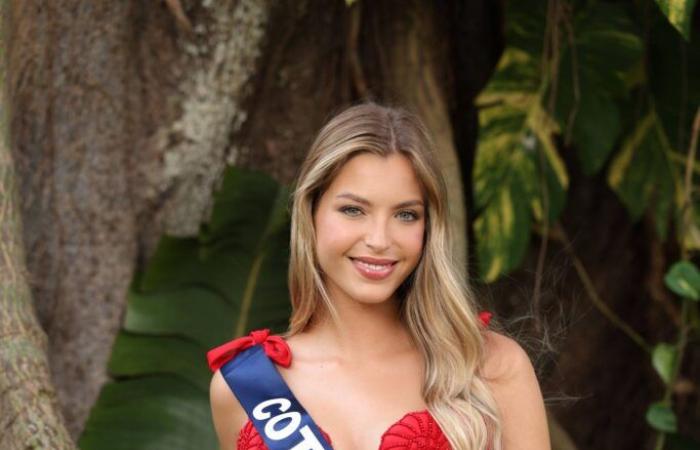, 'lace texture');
237,409,450,450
